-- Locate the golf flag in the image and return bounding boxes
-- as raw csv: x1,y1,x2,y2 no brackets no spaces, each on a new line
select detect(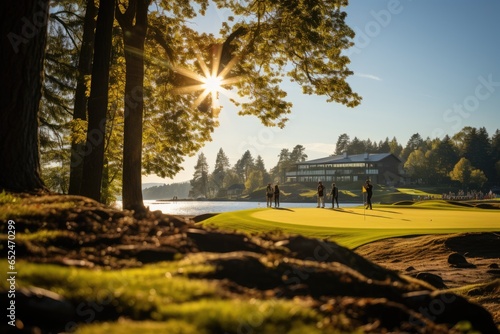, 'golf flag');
362,186,367,193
